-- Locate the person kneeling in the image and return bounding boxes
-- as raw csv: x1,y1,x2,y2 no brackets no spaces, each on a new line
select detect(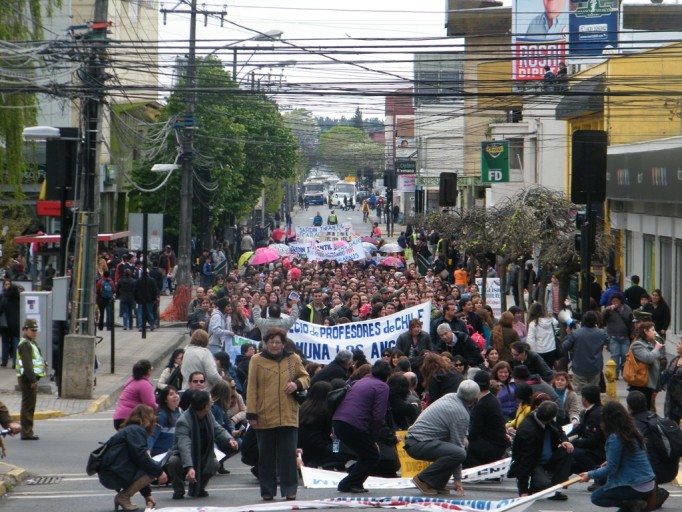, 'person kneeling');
166,389,238,499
